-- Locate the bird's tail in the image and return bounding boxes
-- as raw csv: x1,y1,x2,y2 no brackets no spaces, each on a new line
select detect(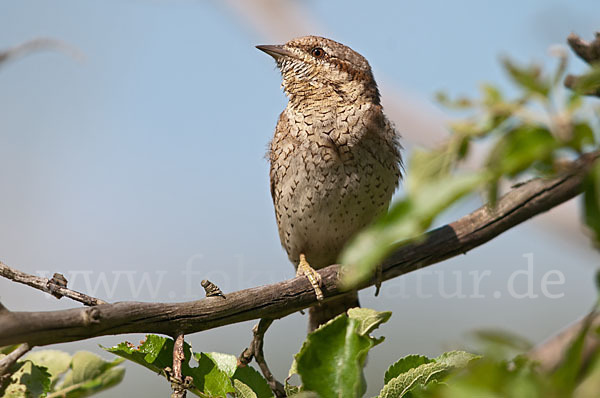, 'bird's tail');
308,291,360,332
